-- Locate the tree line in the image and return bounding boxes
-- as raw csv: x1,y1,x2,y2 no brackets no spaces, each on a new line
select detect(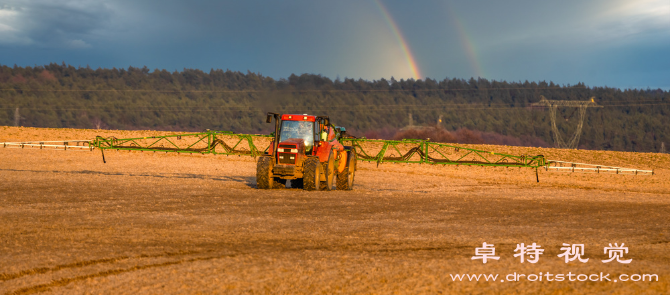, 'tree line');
1,63,668,152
